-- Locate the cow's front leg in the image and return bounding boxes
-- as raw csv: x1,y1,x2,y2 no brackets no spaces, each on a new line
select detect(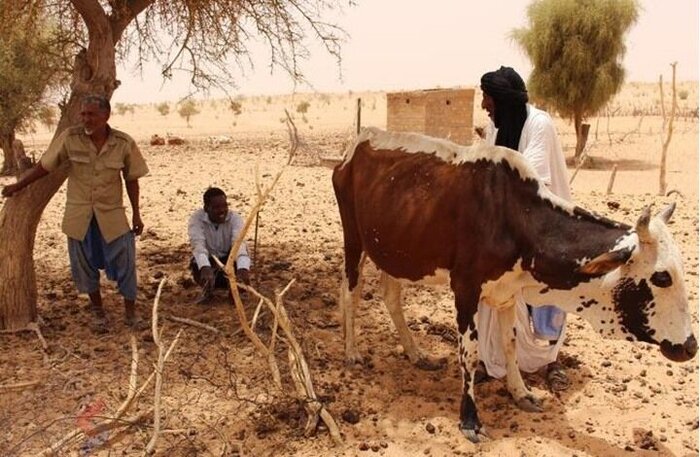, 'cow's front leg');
498,305,543,412
455,291,489,443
